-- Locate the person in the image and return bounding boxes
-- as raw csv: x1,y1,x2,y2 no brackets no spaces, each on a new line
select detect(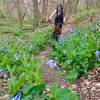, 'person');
49,4,65,40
